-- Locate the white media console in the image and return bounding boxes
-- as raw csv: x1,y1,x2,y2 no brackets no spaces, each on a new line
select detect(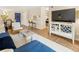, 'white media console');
50,22,75,44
